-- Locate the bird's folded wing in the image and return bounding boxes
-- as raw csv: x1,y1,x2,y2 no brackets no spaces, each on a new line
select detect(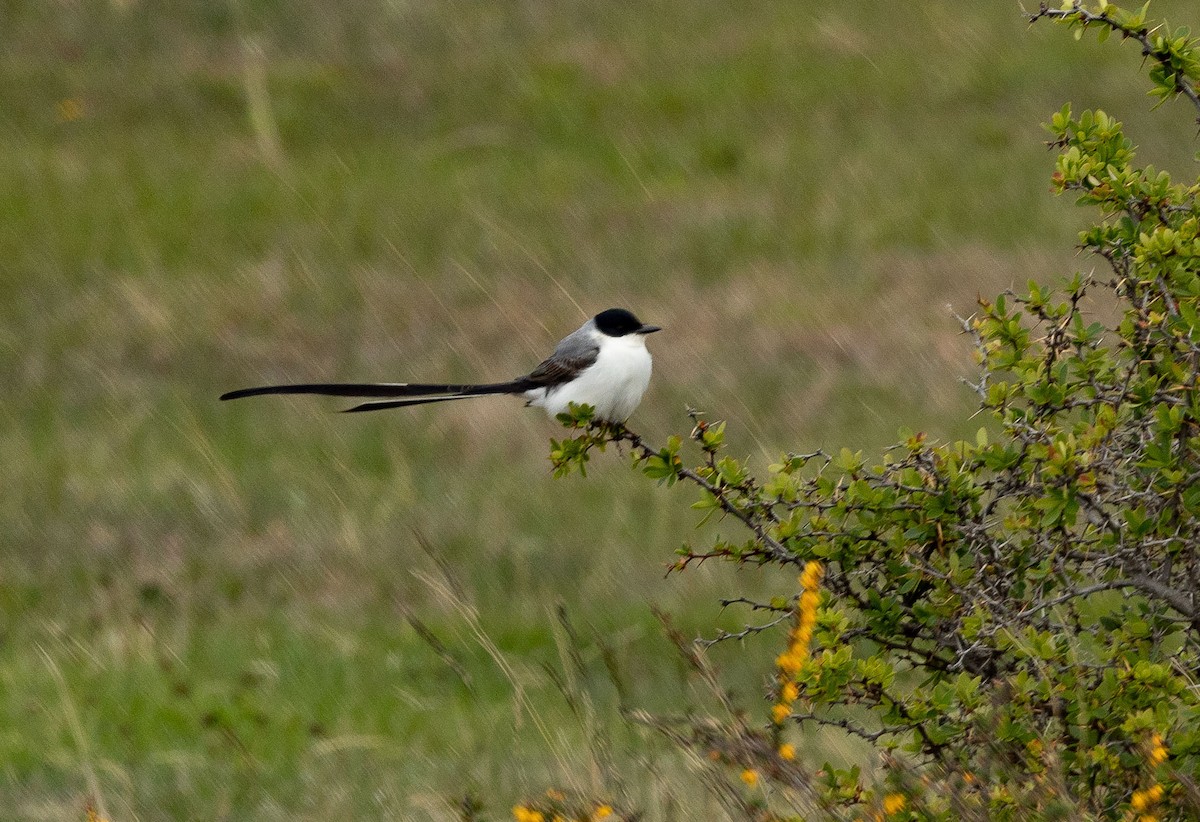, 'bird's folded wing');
523,343,600,388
